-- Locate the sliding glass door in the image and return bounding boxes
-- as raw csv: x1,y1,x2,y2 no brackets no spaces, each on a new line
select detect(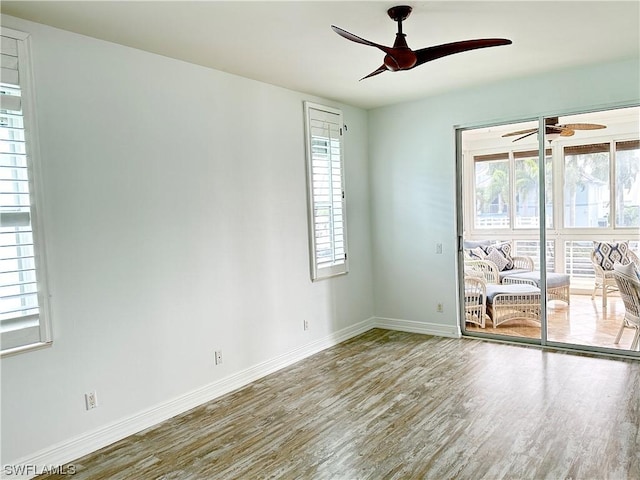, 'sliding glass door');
463,130,543,342
458,105,640,356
